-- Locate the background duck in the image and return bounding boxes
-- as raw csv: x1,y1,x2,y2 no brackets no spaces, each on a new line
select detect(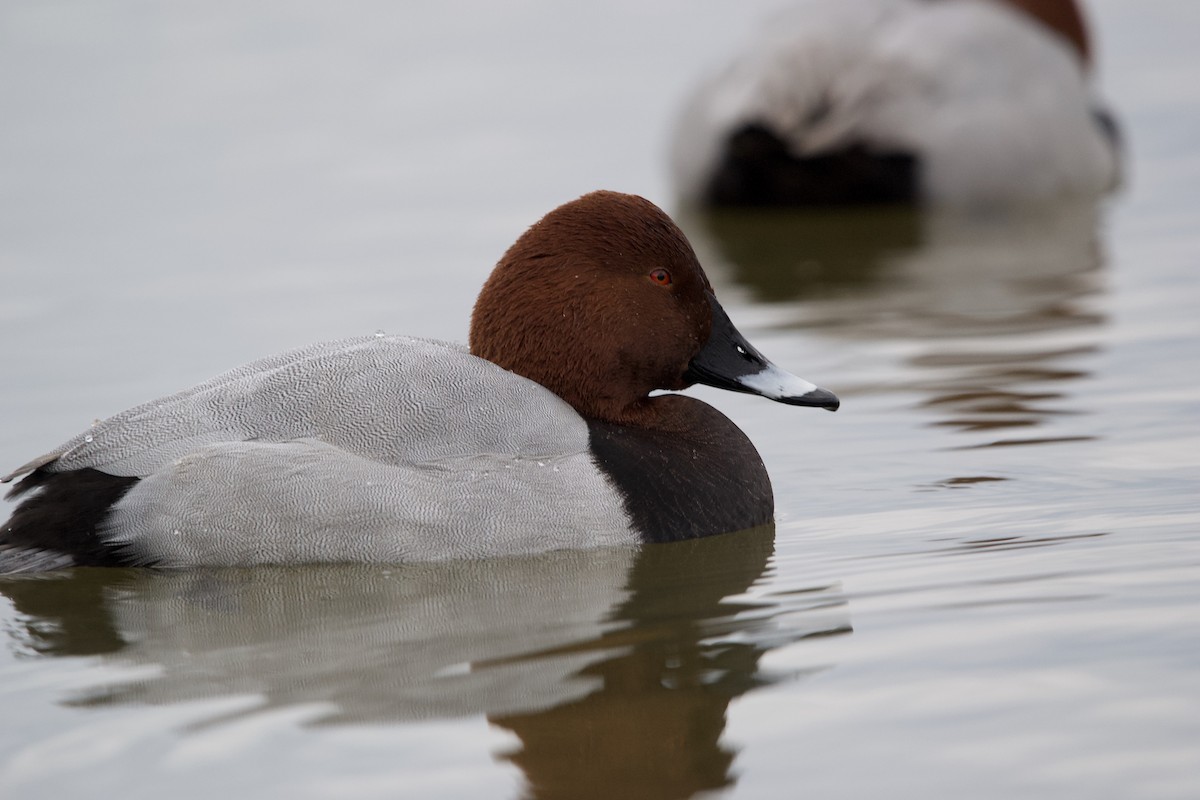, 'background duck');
670,0,1121,207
